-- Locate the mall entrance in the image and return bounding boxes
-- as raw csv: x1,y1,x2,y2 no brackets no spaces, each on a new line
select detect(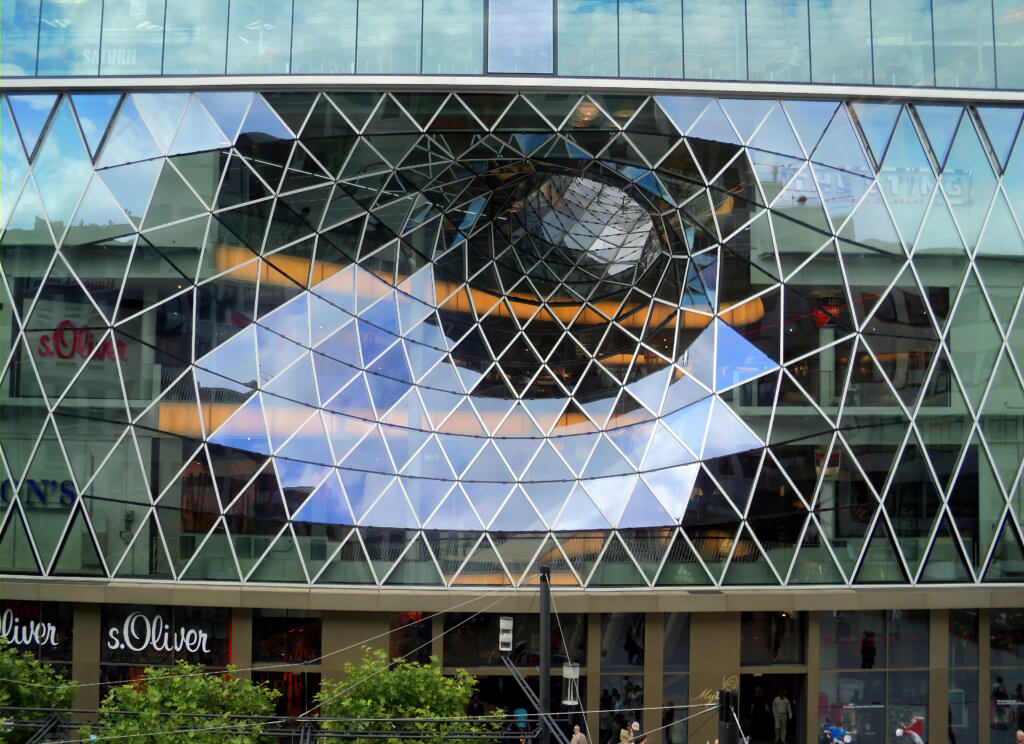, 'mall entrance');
739,674,805,744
